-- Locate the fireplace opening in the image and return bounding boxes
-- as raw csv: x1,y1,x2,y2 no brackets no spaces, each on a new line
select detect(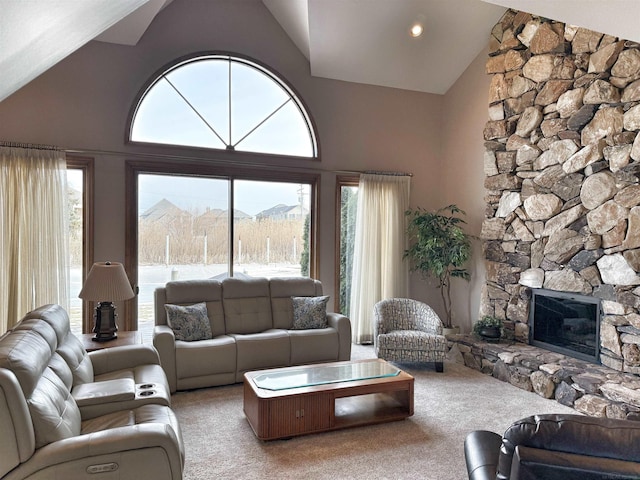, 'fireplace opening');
529,288,601,364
